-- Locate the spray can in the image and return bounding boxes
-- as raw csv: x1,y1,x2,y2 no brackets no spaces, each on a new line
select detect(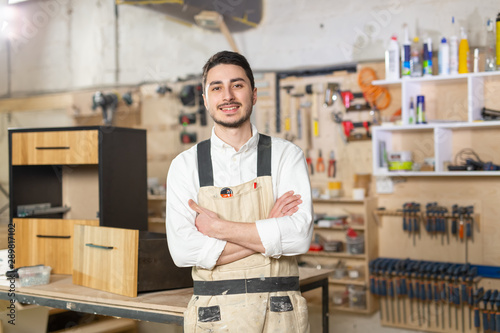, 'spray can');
449,17,459,75
438,37,450,75
423,38,433,76
410,37,423,77
496,12,500,70
401,25,411,78
385,35,400,80
485,18,497,71
416,95,426,124
458,27,470,74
